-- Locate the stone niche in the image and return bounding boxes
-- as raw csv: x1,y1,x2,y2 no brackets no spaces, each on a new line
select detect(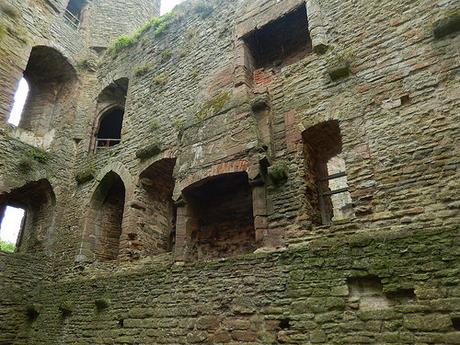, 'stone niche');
177,172,256,261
